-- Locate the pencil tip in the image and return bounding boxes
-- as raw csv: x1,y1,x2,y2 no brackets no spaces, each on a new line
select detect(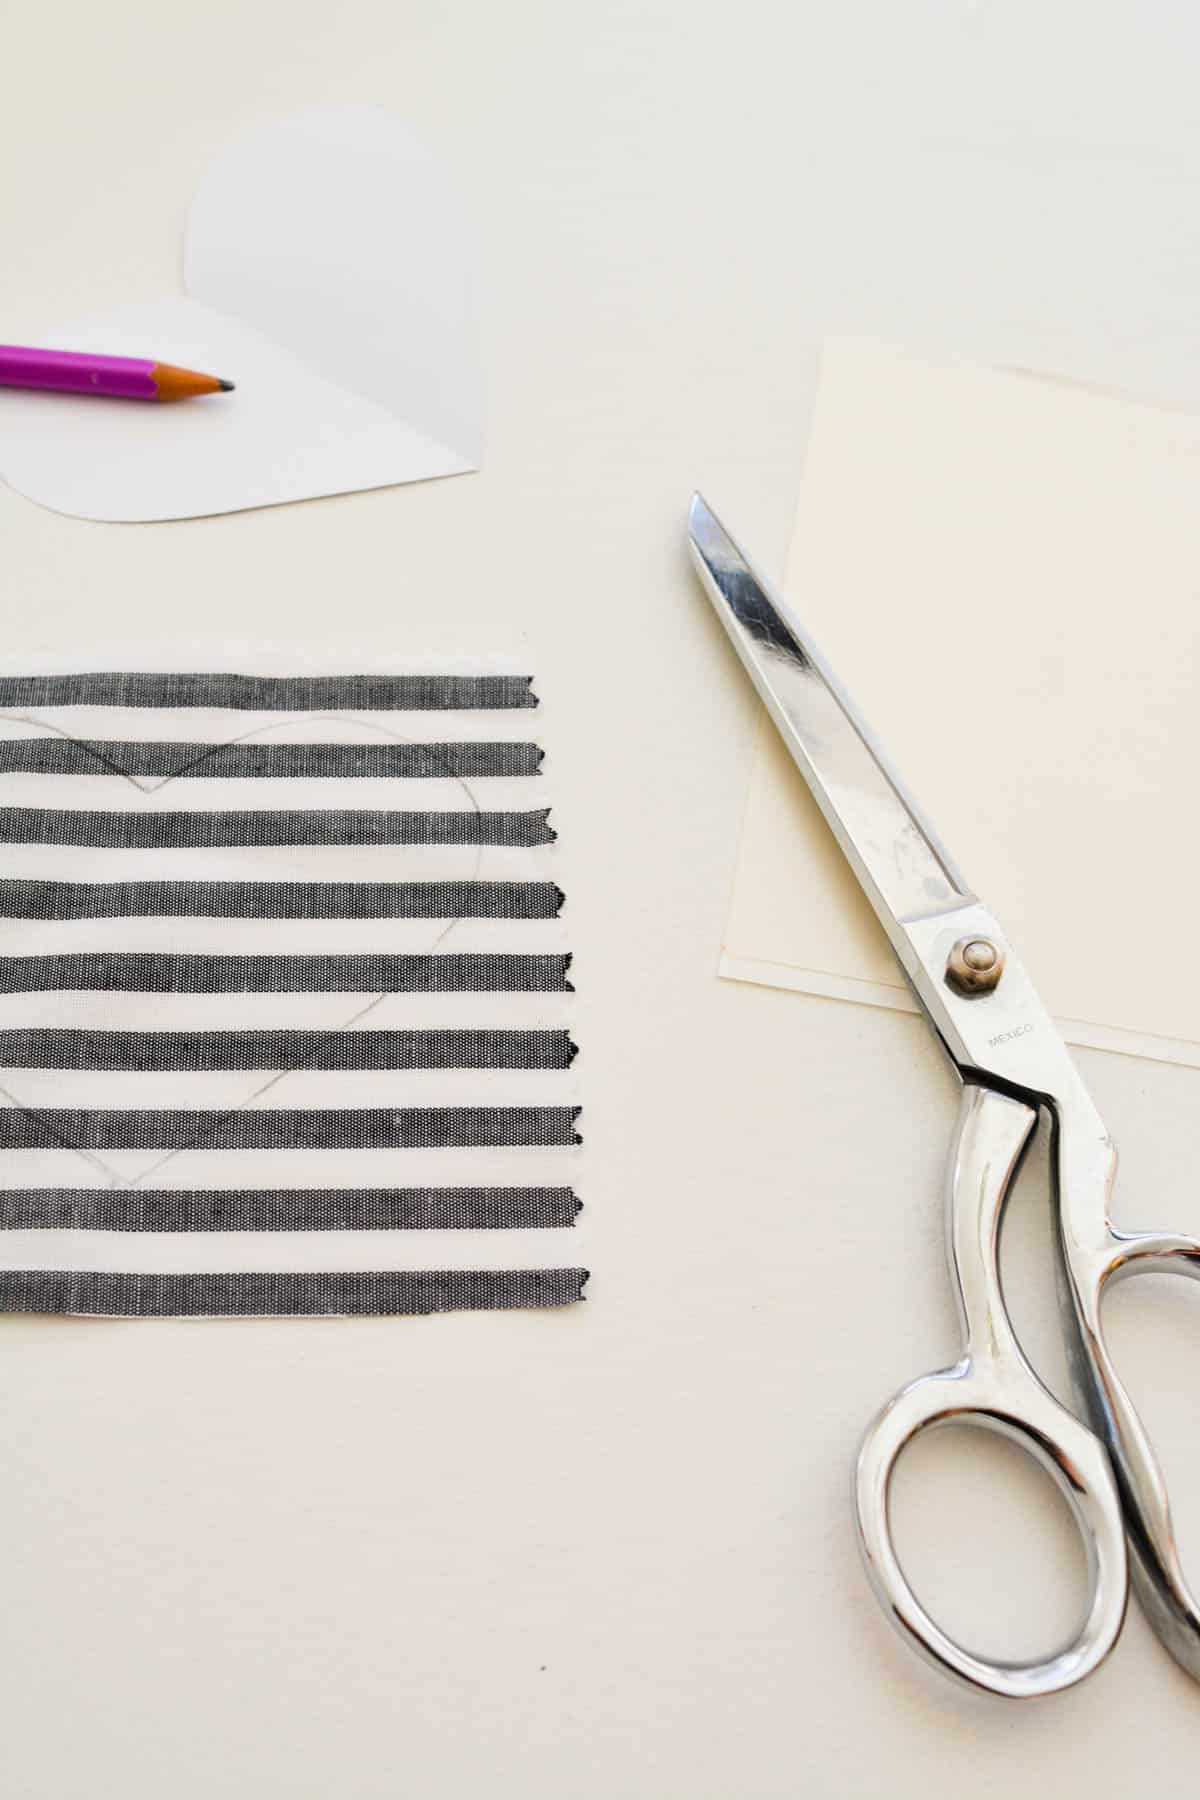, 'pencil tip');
218,379,235,392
